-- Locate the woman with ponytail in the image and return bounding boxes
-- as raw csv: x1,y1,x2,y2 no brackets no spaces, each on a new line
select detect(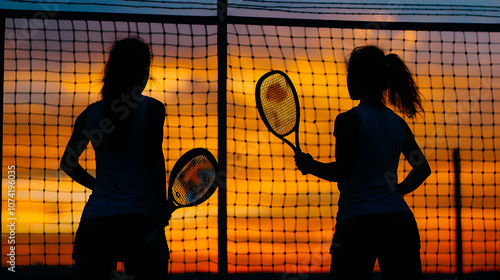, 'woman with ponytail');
295,46,431,280
61,38,171,280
